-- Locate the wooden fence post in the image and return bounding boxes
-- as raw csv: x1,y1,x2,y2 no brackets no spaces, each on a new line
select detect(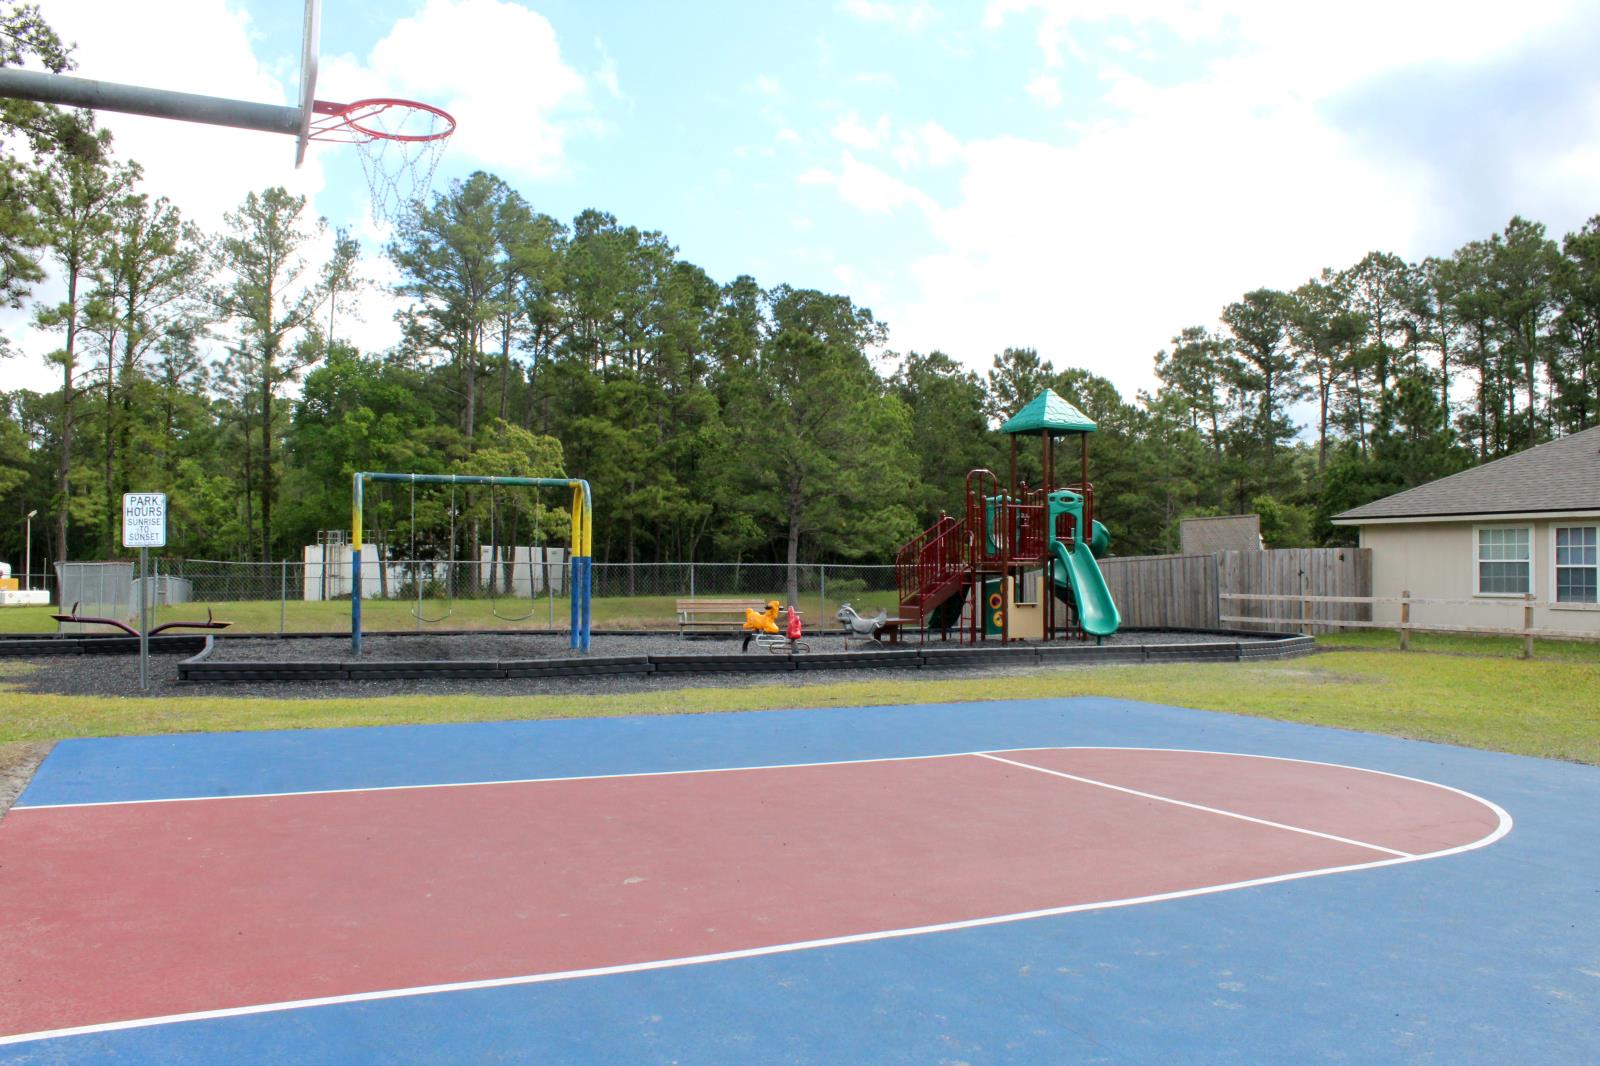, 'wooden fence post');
1399,589,1410,651
1523,593,1535,660
1301,592,1312,636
